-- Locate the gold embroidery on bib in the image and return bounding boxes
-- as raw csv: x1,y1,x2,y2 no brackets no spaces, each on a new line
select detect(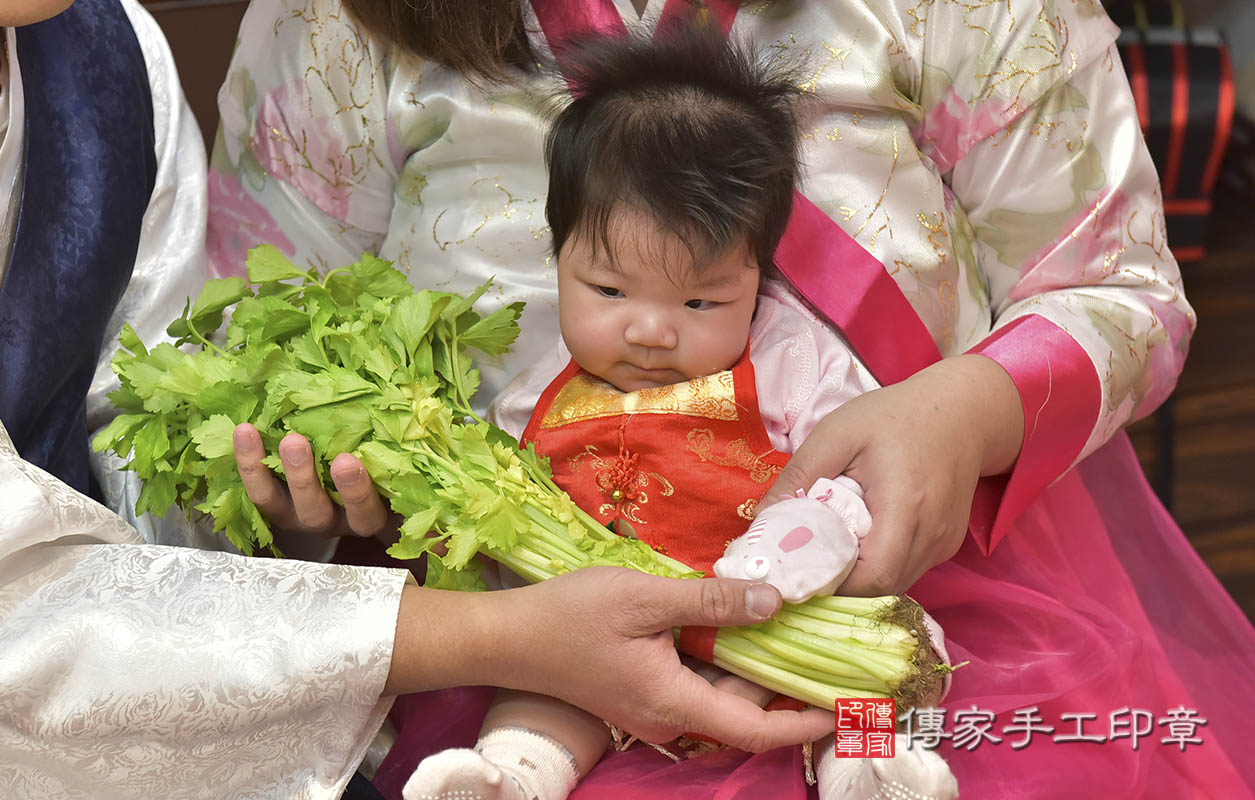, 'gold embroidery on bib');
540,371,739,429
686,429,784,484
